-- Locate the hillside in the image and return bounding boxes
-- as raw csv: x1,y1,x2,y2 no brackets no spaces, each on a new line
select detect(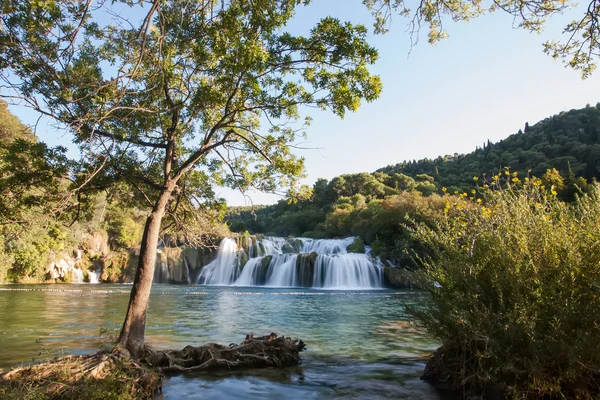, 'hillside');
225,104,600,241
378,104,600,193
